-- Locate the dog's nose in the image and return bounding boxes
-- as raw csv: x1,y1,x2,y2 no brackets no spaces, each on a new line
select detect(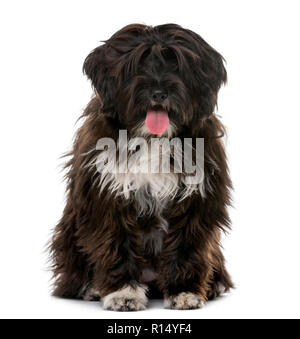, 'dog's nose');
151,90,168,103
